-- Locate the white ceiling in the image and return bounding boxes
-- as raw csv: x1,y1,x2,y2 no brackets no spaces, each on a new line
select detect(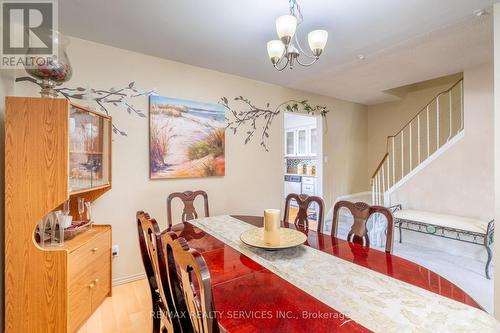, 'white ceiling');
60,0,498,105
